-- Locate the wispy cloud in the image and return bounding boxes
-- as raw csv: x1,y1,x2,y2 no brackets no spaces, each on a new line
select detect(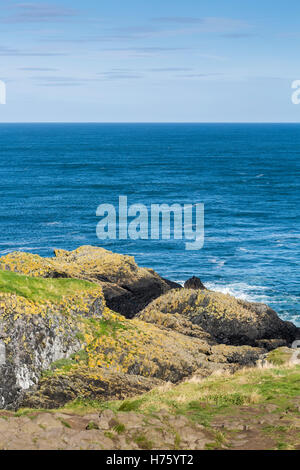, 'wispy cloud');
99,46,189,57
19,66,59,71
179,72,224,78
31,74,104,87
151,16,250,34
152,17,204,24
31,75,85,87
39,16,251,44
1,2,77,23
38,82,82,87
149,67,193,72
221,33,256,38
0,46,67,56
97,72,143,80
